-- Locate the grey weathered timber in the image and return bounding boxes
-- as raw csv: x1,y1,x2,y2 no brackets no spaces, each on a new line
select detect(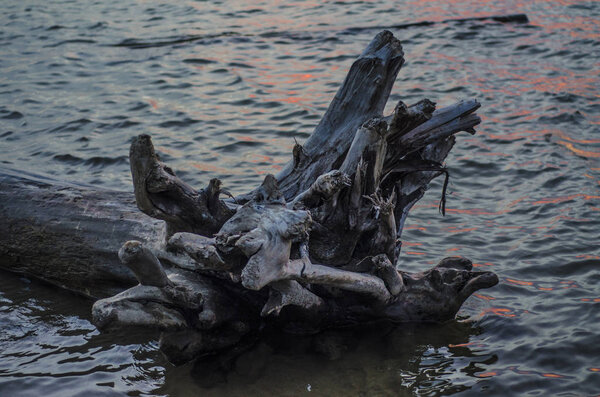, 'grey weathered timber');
273,30,405,201
0,31,499,366
129,134,235,240
0,168,159,298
